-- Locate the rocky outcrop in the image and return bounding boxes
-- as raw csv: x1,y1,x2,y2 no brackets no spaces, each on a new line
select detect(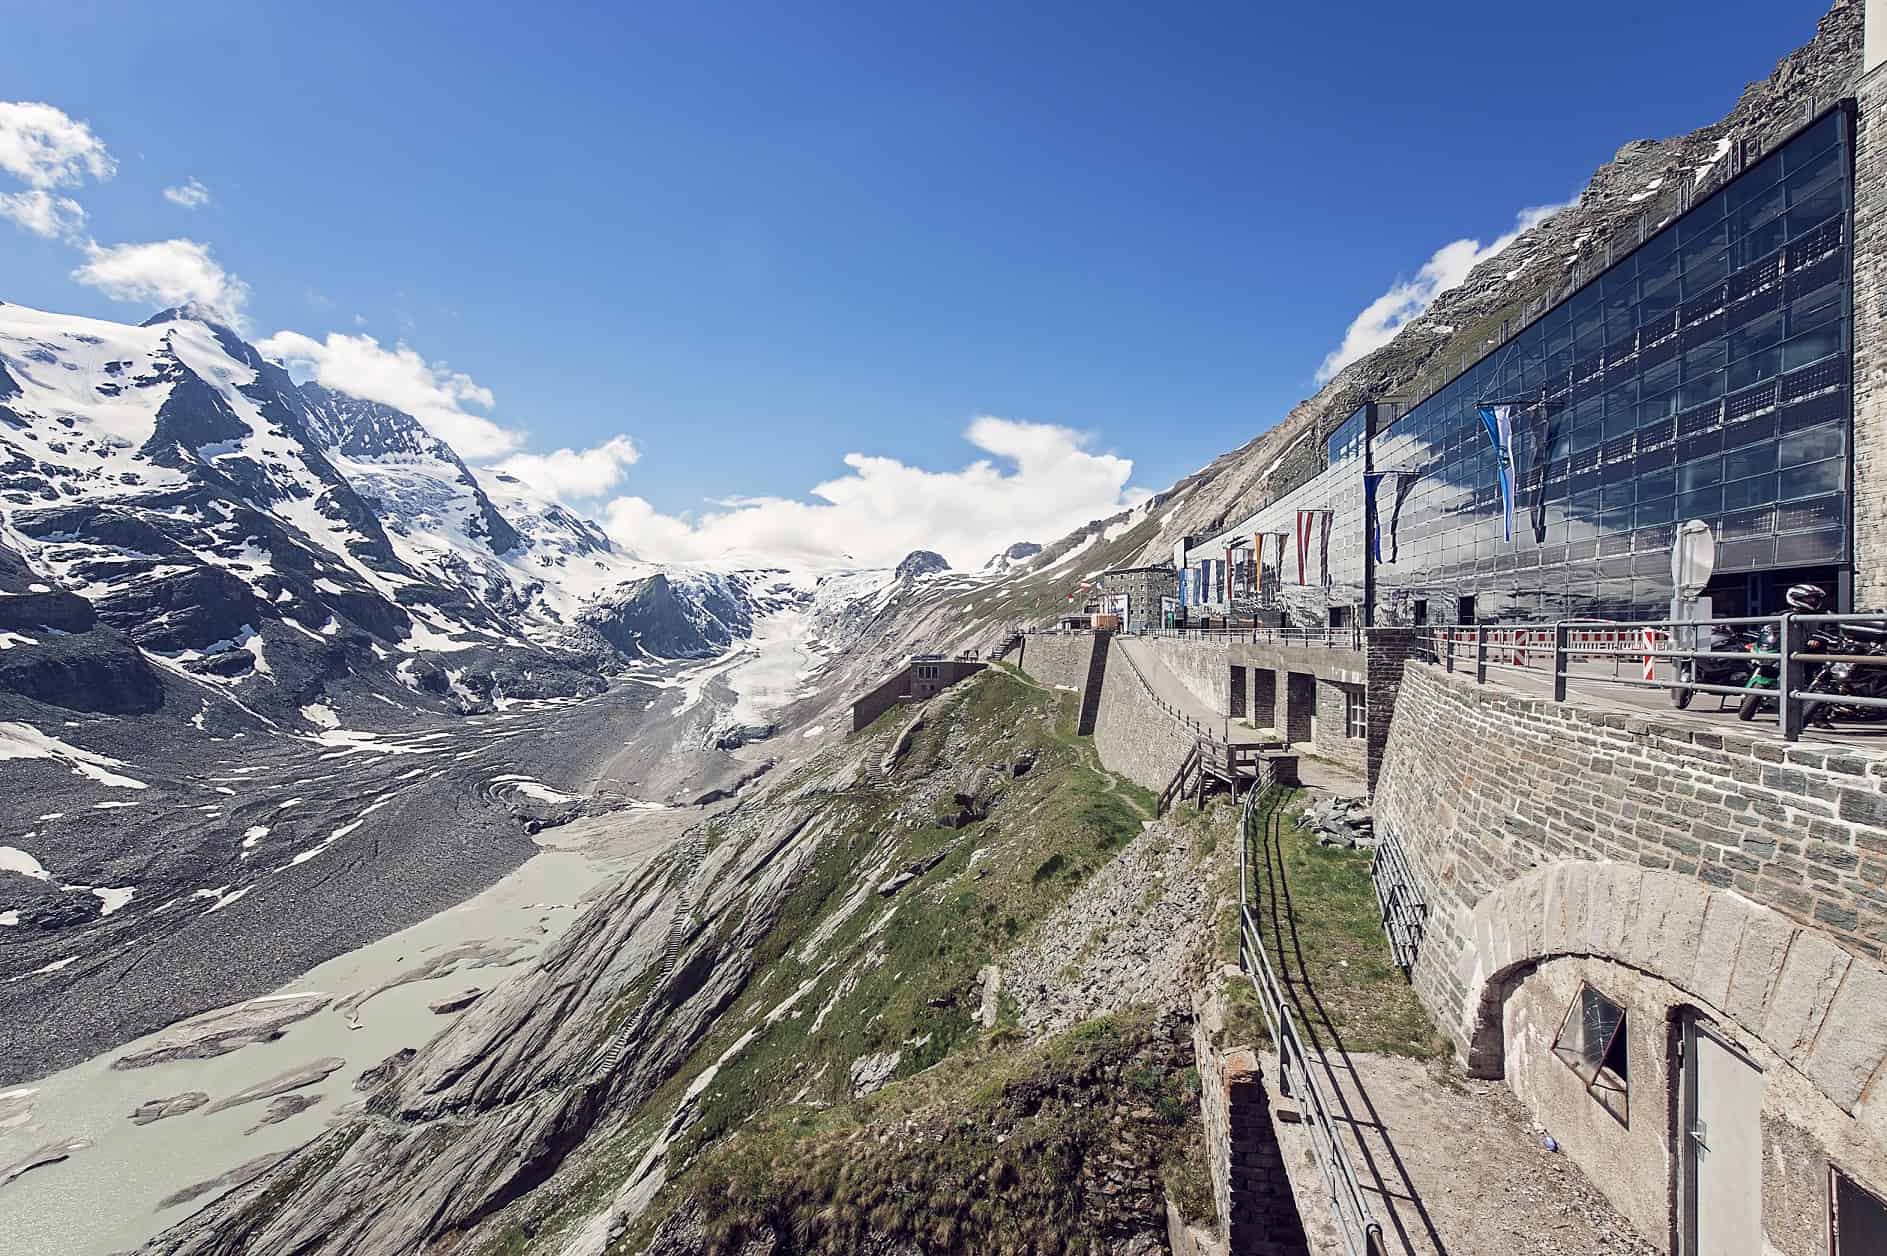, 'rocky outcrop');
113,994,331,1070
893,549,949,582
